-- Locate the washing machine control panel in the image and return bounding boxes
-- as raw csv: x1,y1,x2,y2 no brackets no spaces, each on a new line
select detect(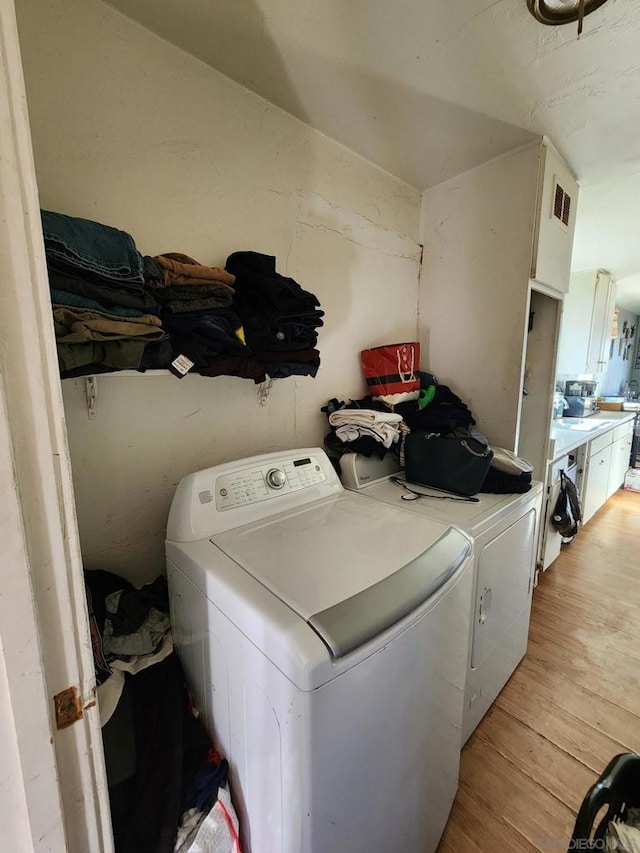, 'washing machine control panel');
215,455,327,510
